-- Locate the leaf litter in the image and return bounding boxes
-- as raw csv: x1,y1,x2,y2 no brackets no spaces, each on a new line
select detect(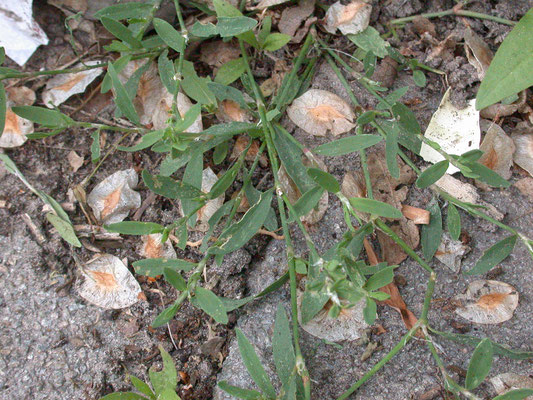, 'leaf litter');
323,0,372,35
140,233,177,260
490,373,533,399
0,86,35,148
478,120,515,180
